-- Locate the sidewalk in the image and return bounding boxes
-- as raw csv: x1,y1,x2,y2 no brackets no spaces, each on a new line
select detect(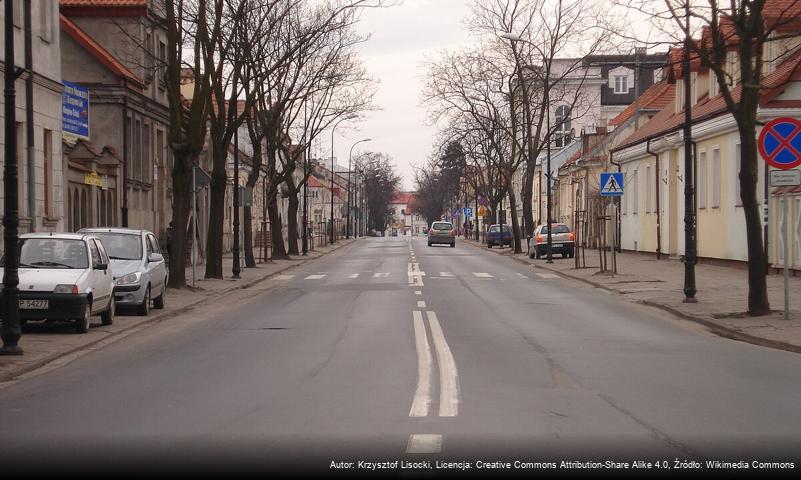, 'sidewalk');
462,236,801,354
0,239,358,383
